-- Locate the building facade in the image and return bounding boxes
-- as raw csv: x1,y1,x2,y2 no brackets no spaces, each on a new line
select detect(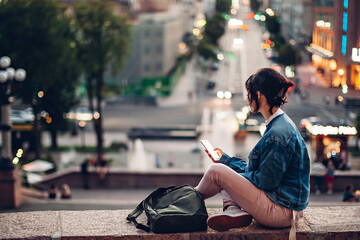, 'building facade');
111,4,185,90
307,0,360,90
276,0,315,48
